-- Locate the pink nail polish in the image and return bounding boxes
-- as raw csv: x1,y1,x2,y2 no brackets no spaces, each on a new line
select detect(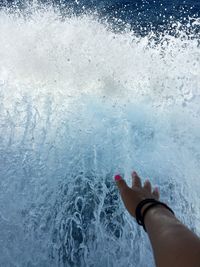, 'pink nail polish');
114,174,122,181
132,171,137,176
